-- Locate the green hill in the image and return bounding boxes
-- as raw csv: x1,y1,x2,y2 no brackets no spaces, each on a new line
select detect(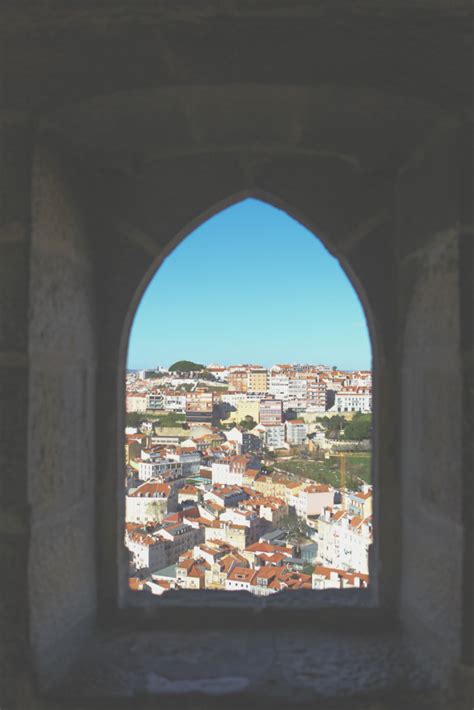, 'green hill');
169,360,205,372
